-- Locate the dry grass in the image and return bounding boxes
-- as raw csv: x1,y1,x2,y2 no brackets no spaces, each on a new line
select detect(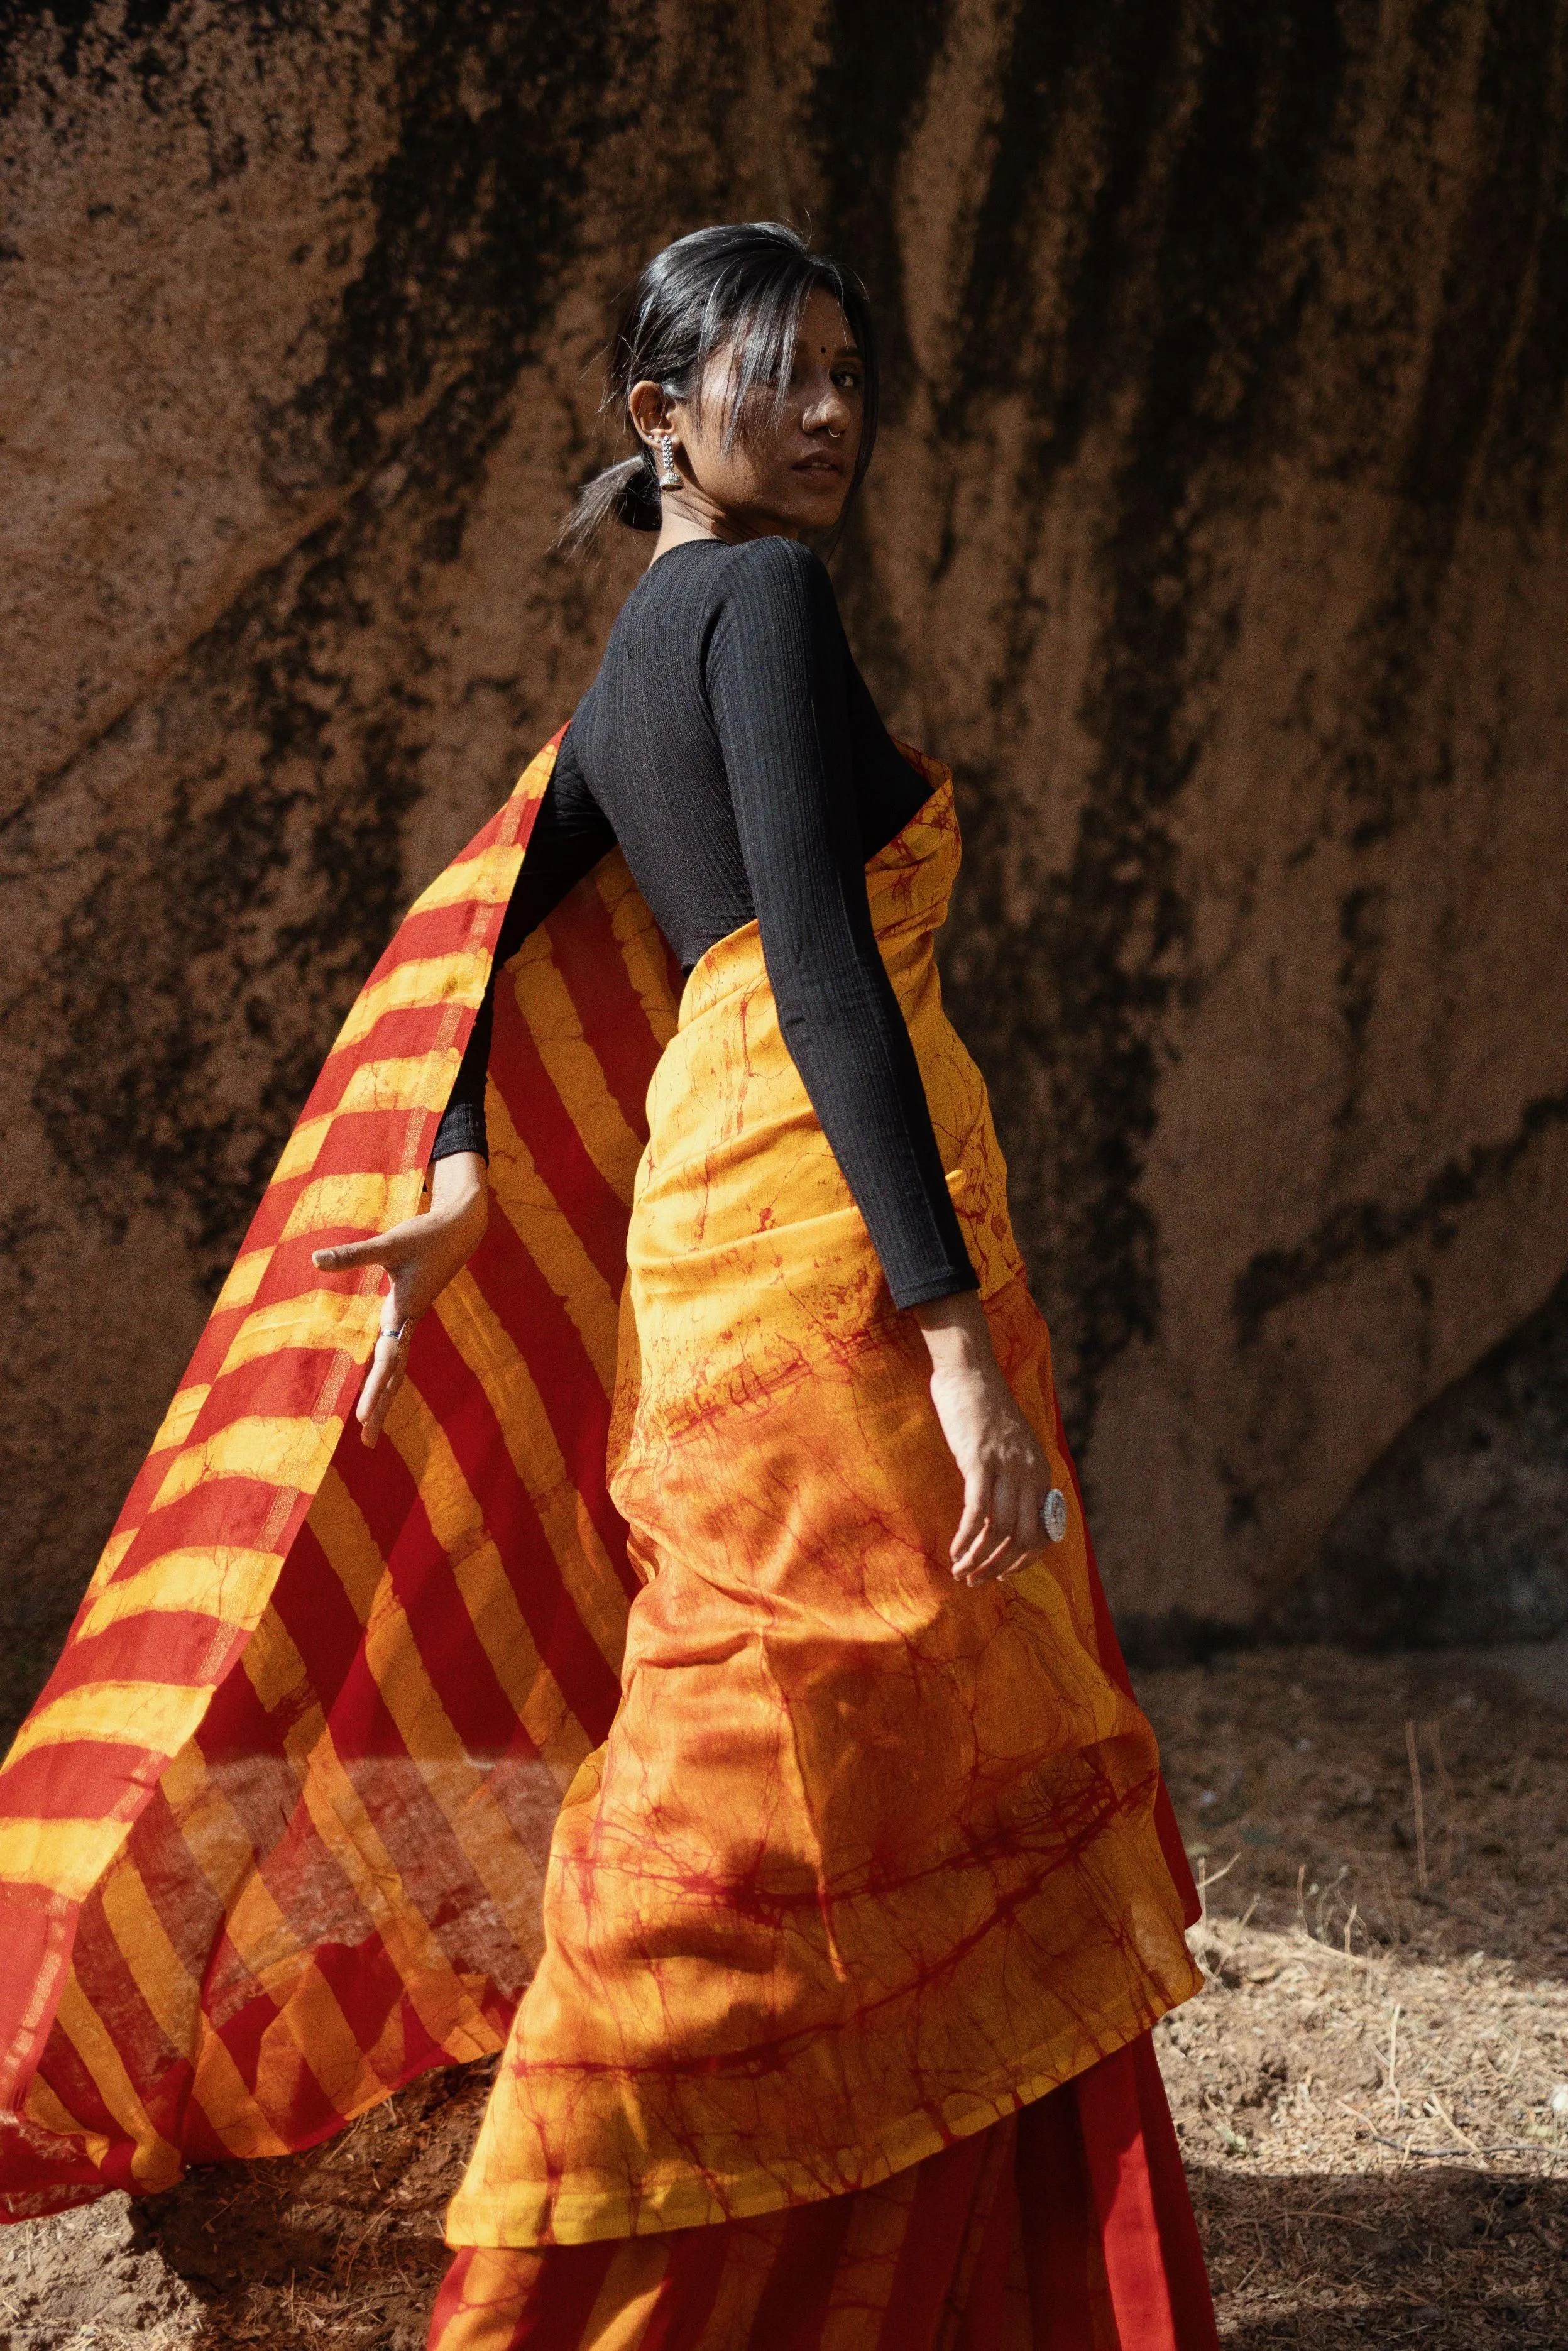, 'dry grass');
1143,1643,1568,2347
133,2059,496,2350
6,1643,1563,2347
